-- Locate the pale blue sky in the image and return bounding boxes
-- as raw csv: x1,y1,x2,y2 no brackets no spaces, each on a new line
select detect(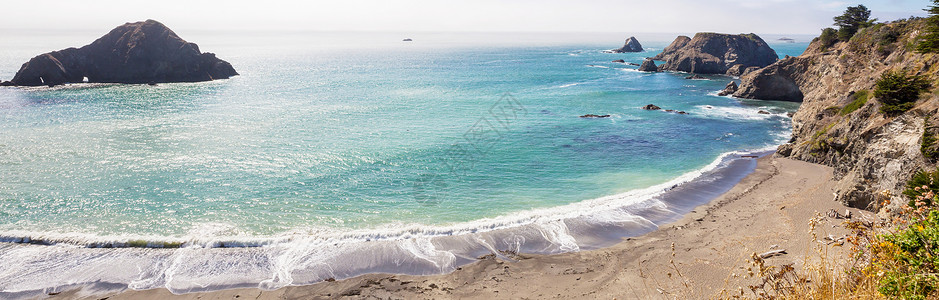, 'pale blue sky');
0,0,929,34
